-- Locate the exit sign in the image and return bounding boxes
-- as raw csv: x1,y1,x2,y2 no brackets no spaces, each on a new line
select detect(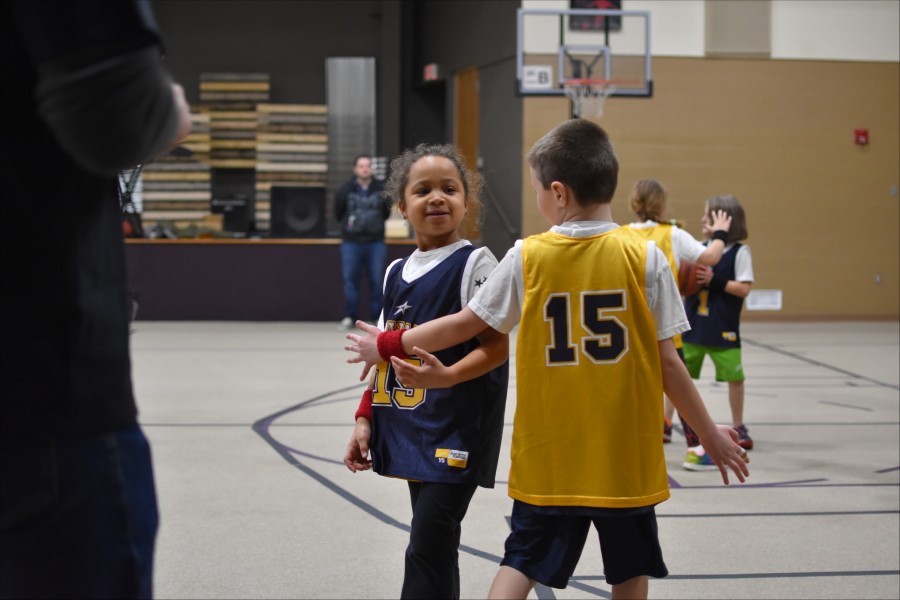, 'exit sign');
423,63,441,82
